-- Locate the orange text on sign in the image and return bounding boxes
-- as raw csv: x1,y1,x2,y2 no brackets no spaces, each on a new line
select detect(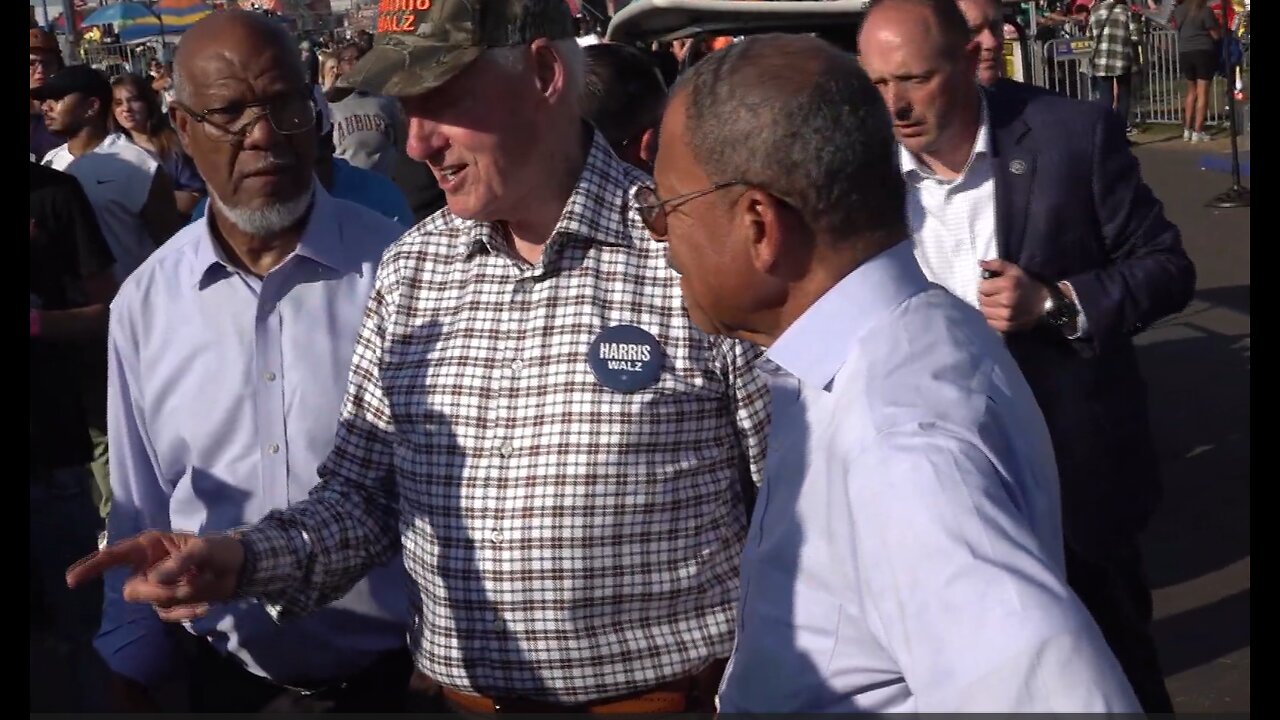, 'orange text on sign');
378,0,430,11
378,11,418,32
